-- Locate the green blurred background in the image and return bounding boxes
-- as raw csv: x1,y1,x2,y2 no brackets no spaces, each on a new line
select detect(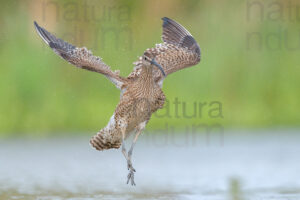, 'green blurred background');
0,0,299,136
